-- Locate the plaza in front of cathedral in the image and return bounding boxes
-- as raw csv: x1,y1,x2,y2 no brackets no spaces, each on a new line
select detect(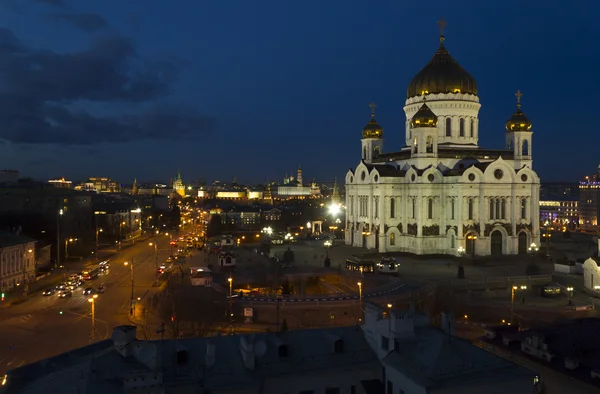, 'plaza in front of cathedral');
345,21,540,257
